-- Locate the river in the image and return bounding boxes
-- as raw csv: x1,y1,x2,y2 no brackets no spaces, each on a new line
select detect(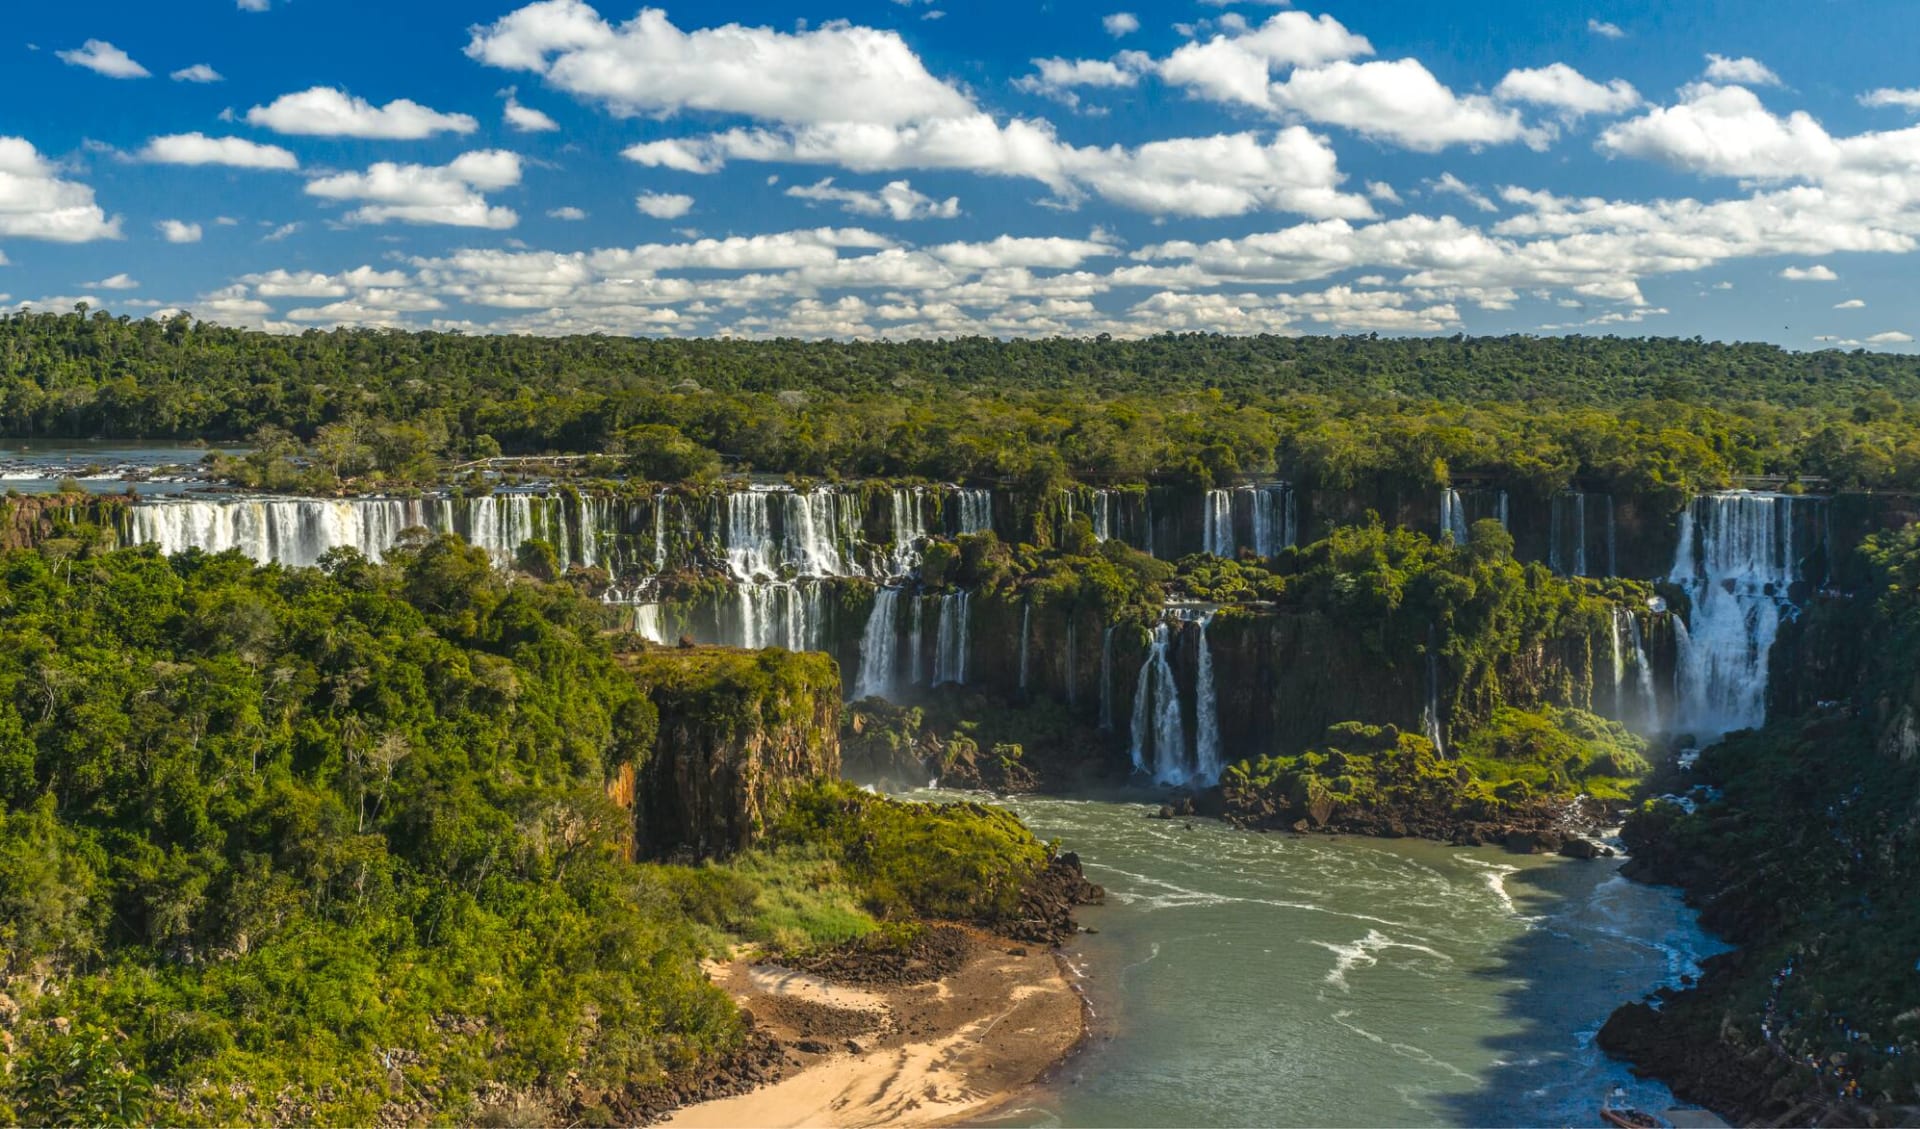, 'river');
902,789,1724,1128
